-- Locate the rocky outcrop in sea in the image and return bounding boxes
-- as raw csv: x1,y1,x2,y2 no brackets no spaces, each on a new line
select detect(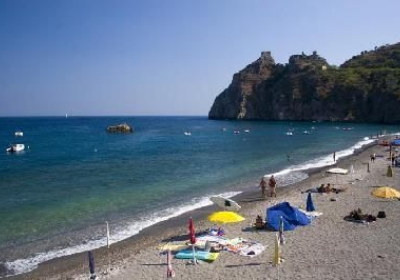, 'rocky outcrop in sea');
107,123,134,133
